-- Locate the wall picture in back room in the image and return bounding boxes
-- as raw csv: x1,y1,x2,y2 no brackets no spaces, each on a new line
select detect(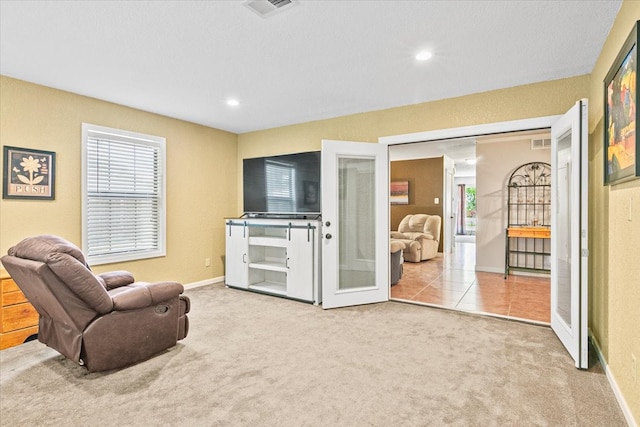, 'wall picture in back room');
390,181,409,204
